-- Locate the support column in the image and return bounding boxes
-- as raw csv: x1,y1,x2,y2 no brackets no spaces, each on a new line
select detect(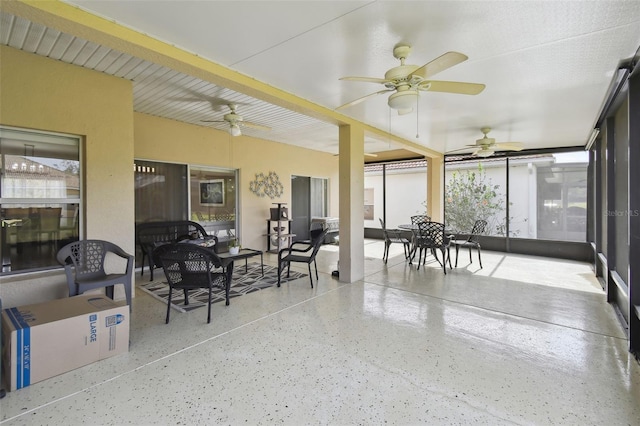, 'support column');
605,117,616,301
338,124,365,283
628,66,640,355
426,157,443,222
